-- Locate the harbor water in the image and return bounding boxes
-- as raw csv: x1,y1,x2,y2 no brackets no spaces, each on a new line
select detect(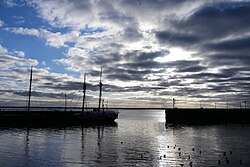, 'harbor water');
0,110,250,167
